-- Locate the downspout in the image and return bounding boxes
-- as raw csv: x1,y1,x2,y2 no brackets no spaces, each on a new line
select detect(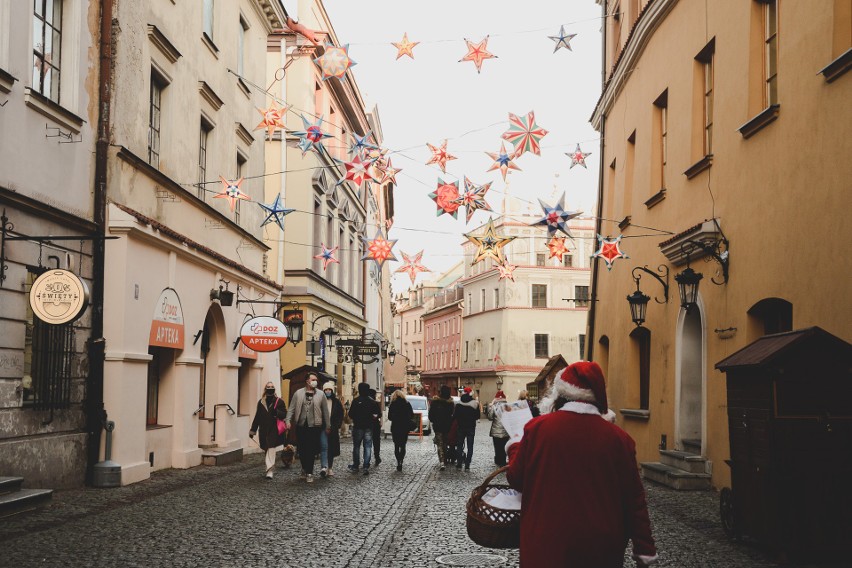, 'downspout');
87,0,114,484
